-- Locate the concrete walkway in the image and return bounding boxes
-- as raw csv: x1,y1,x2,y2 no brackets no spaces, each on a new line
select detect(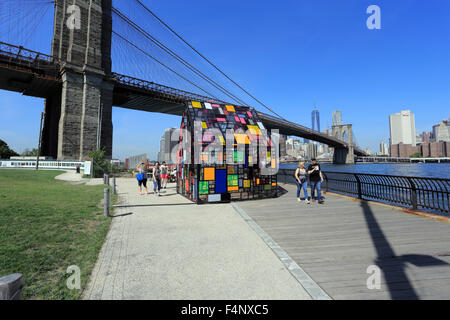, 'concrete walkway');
55,170,103,185
83,178,312,300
